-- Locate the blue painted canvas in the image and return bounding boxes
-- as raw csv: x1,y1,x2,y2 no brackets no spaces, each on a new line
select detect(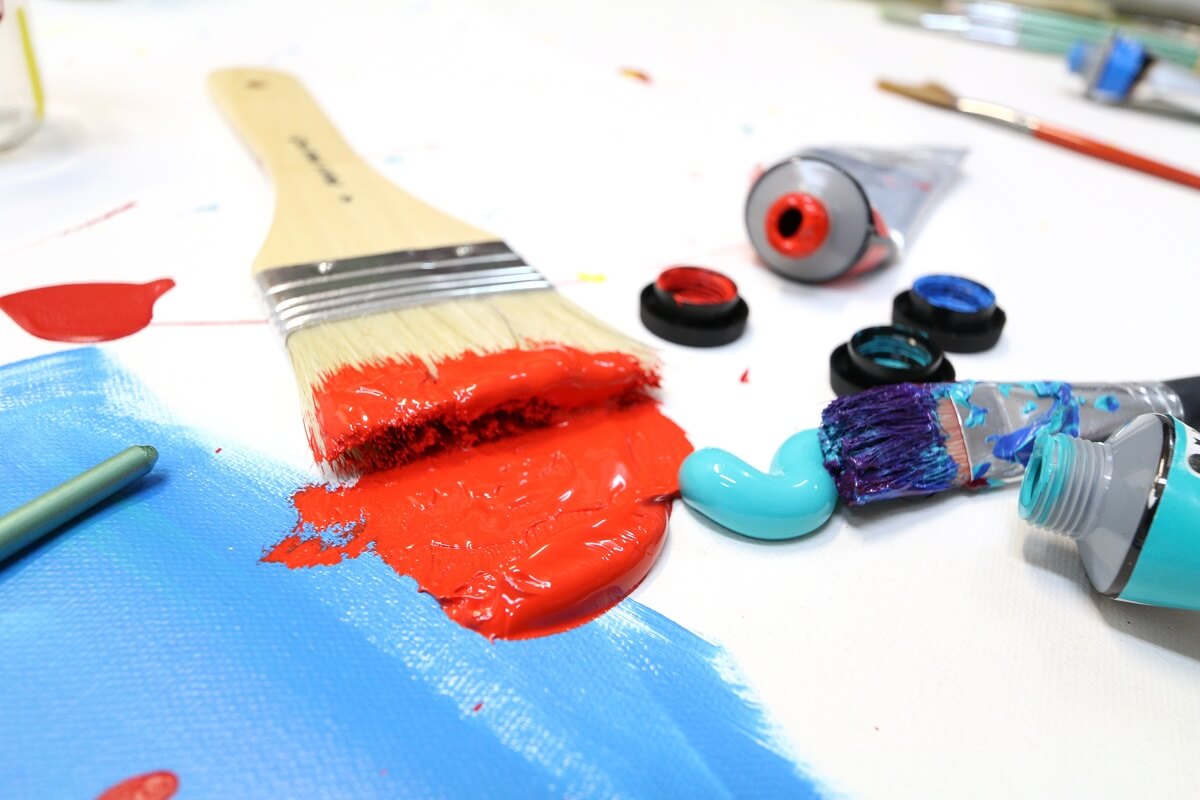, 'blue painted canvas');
0,348,822,799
